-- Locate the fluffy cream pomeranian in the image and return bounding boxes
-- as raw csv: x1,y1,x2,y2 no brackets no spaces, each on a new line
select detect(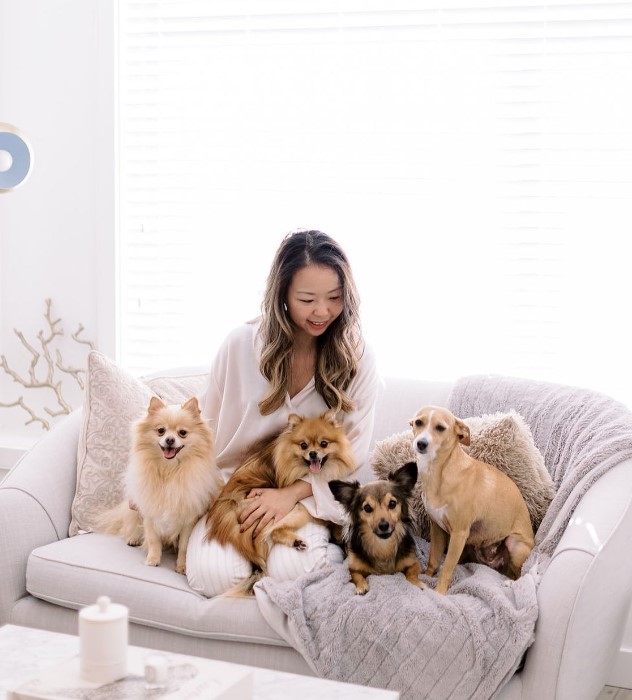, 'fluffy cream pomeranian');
96,396,222,574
